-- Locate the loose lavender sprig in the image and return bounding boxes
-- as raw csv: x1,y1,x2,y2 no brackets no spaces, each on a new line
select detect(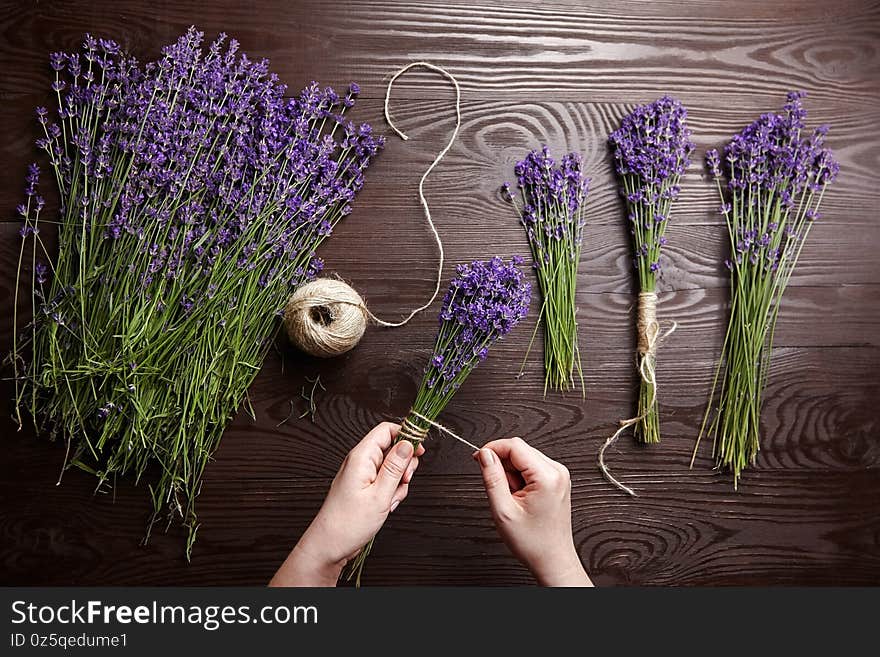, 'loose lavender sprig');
346,257,531,584
695,92,839,485
503,146,589,396
12,29,383,555
608,96,694,444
